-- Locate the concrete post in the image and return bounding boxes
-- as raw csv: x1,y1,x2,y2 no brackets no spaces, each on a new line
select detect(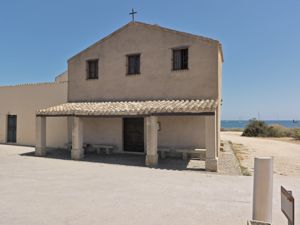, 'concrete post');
145,116,158,167
252,157,273,223
35,116,47,156
205,115,218,171
71,117,84,160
